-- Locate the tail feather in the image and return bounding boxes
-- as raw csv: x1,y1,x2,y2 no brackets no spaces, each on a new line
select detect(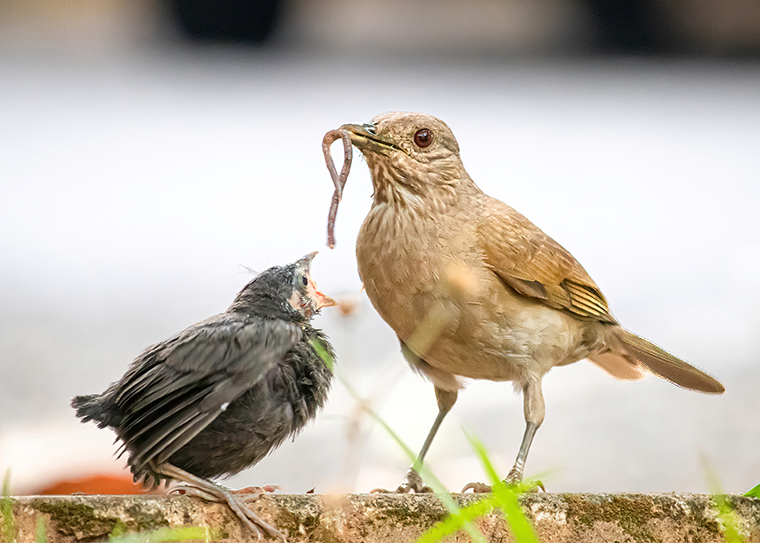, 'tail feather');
588,352,646,381
616,328,725,394
71,393,121,428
